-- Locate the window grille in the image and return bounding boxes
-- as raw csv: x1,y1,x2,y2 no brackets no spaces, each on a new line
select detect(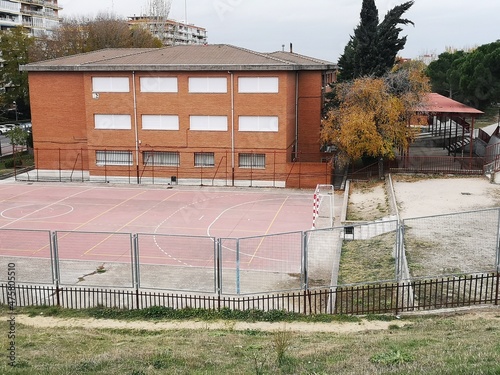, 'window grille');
194,152,215,167
239,153,266,169
96,151,133,166
143,151,180,166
